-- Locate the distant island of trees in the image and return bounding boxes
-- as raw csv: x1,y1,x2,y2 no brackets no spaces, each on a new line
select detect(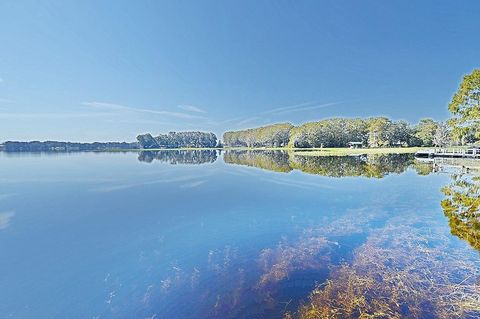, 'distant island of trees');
136,131,218,149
